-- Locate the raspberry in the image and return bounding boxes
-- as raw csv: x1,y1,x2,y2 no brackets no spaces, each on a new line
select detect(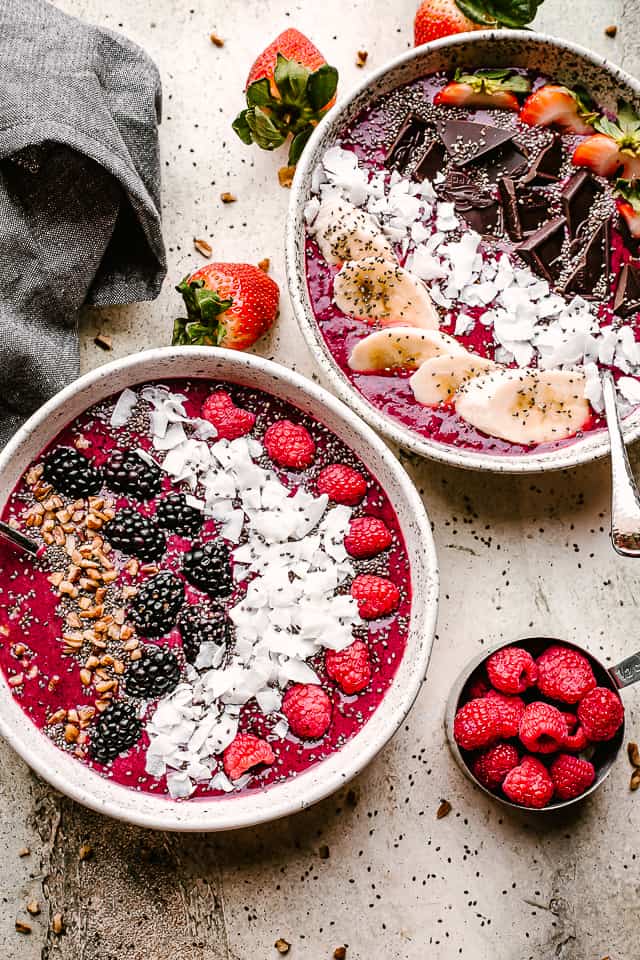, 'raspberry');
317,464,367,506
519,702,567,754
564,725,588,752
473,743,520,791
350,574,400,620
536,644,596,703
485,690,525,738
550,754,596,801
561,711,577,734
264,420,315,469
577,687,624,742
325,640,371,694
467,675,490,700
223,733,275,781
282,683,332,739
502,756,554,808
453,697,502,751
344,516,392,559
202,391,256,440
486,646,538,694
